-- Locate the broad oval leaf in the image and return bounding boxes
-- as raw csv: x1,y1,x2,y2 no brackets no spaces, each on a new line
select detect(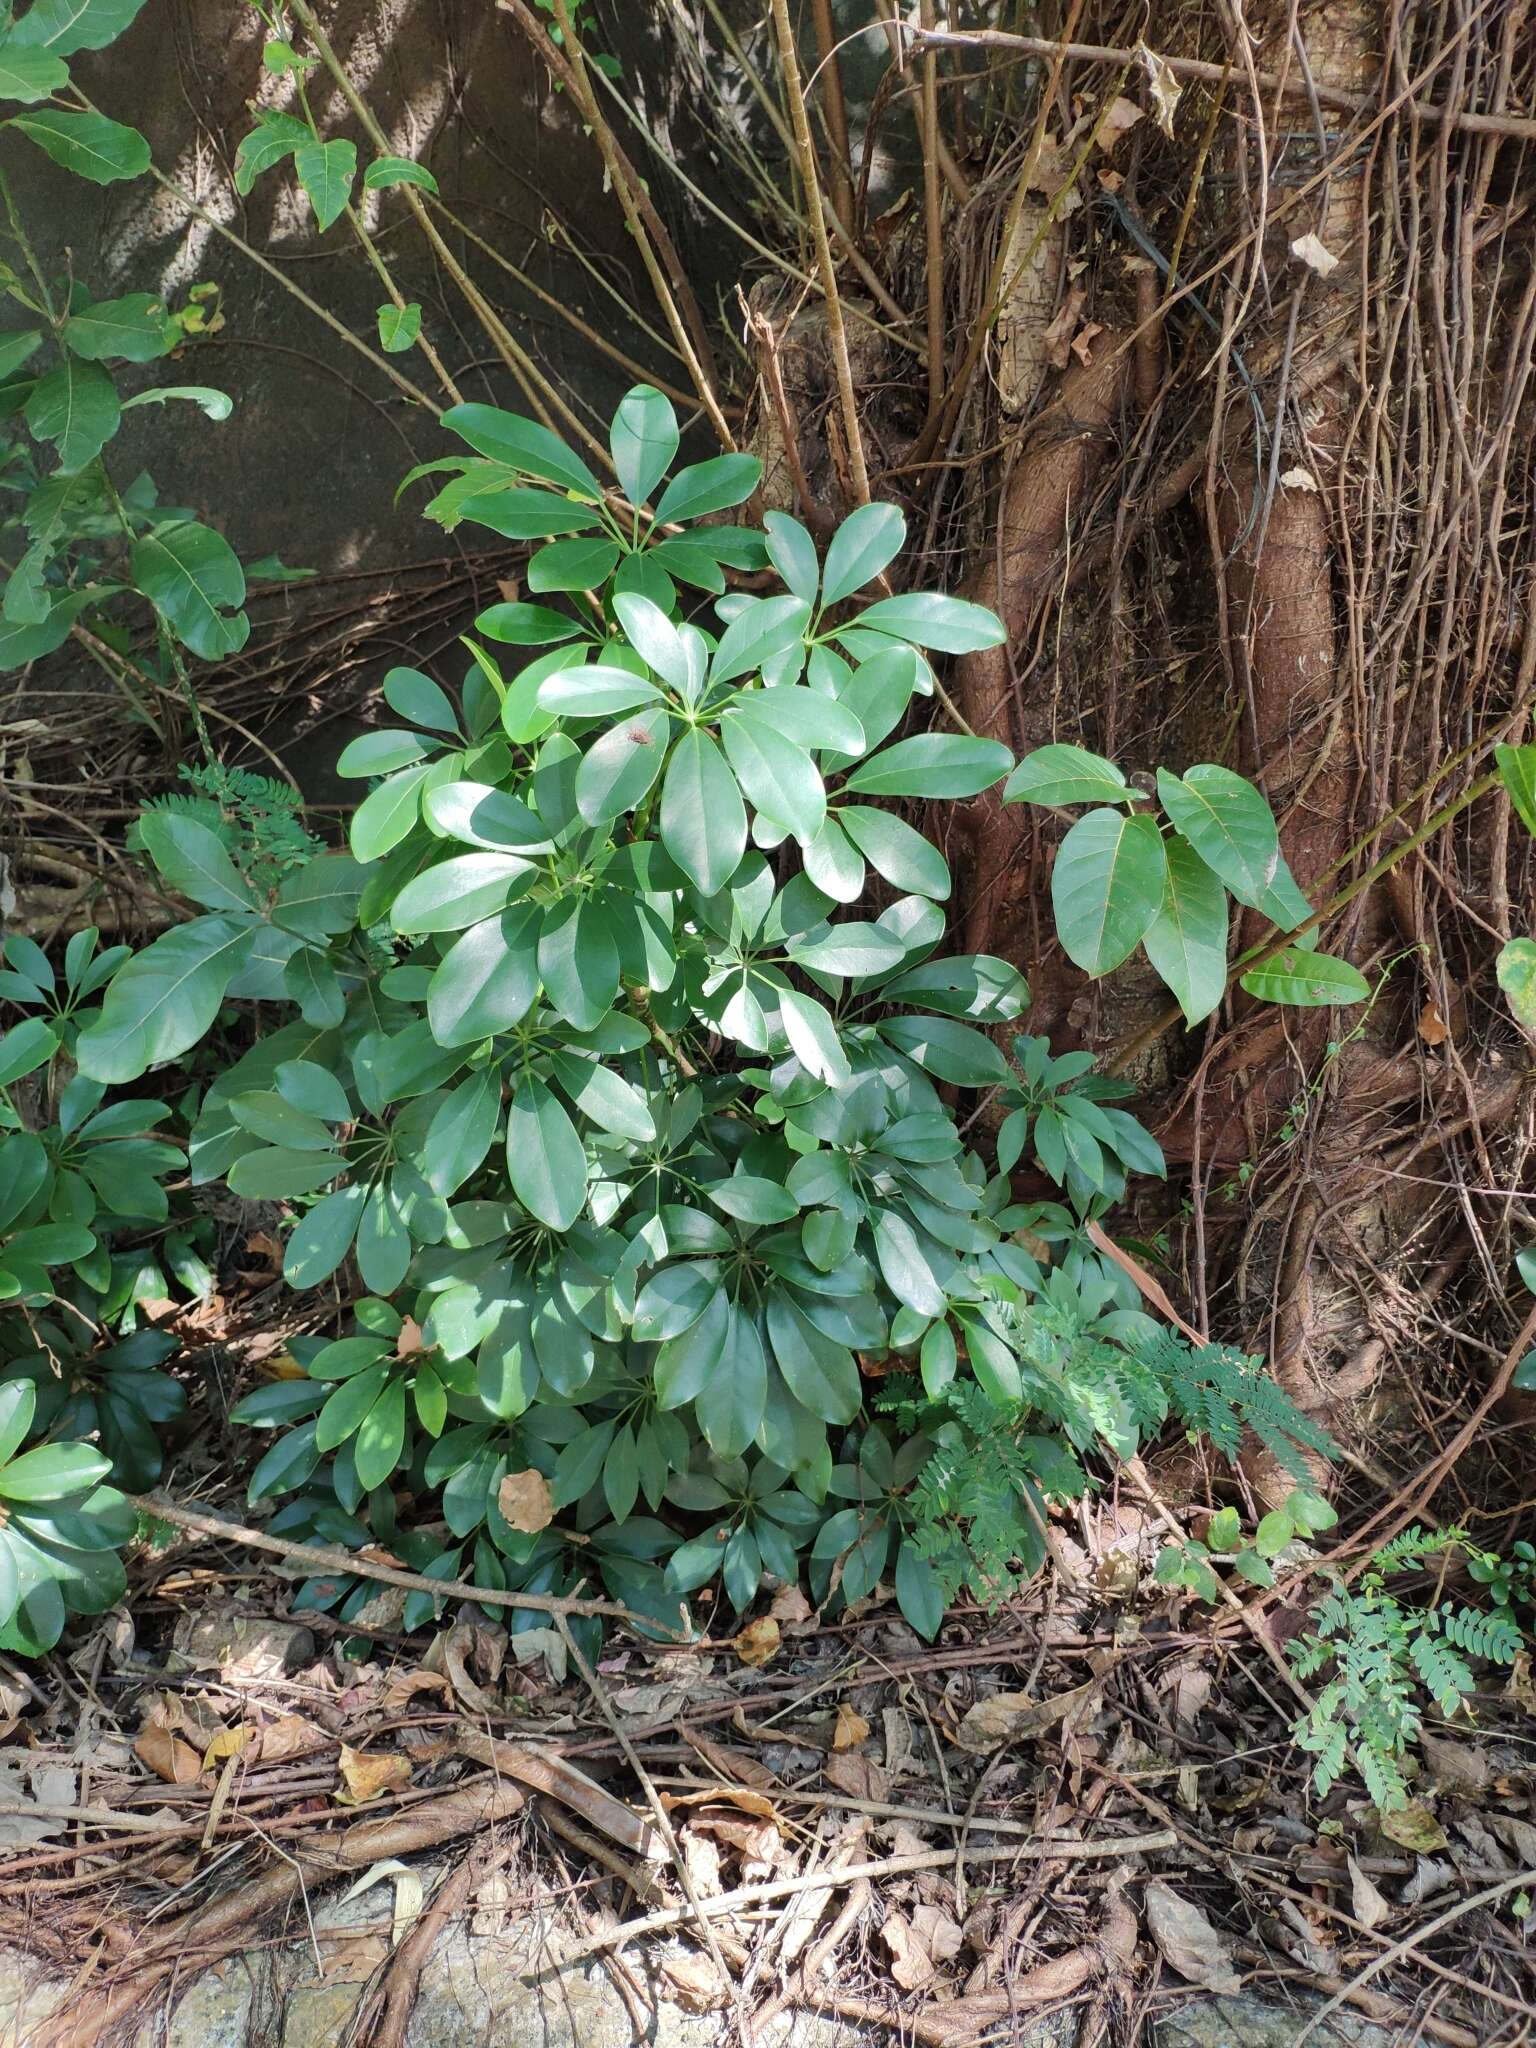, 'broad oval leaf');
1141,837,1229,1024
660,728,746,894
610,383,678,506
844,733,1011,800
1239,948,1370,1006
1050,808,1167,975
855,591,1005,653
1004,742,1131,809
390,853,536,935
822,501,906,606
